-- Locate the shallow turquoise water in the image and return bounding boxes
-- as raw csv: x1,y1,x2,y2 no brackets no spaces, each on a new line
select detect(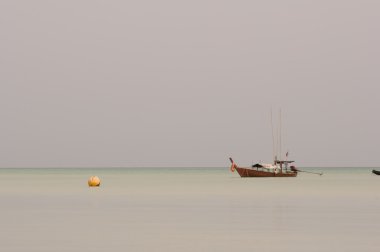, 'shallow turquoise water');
0,167,379,252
